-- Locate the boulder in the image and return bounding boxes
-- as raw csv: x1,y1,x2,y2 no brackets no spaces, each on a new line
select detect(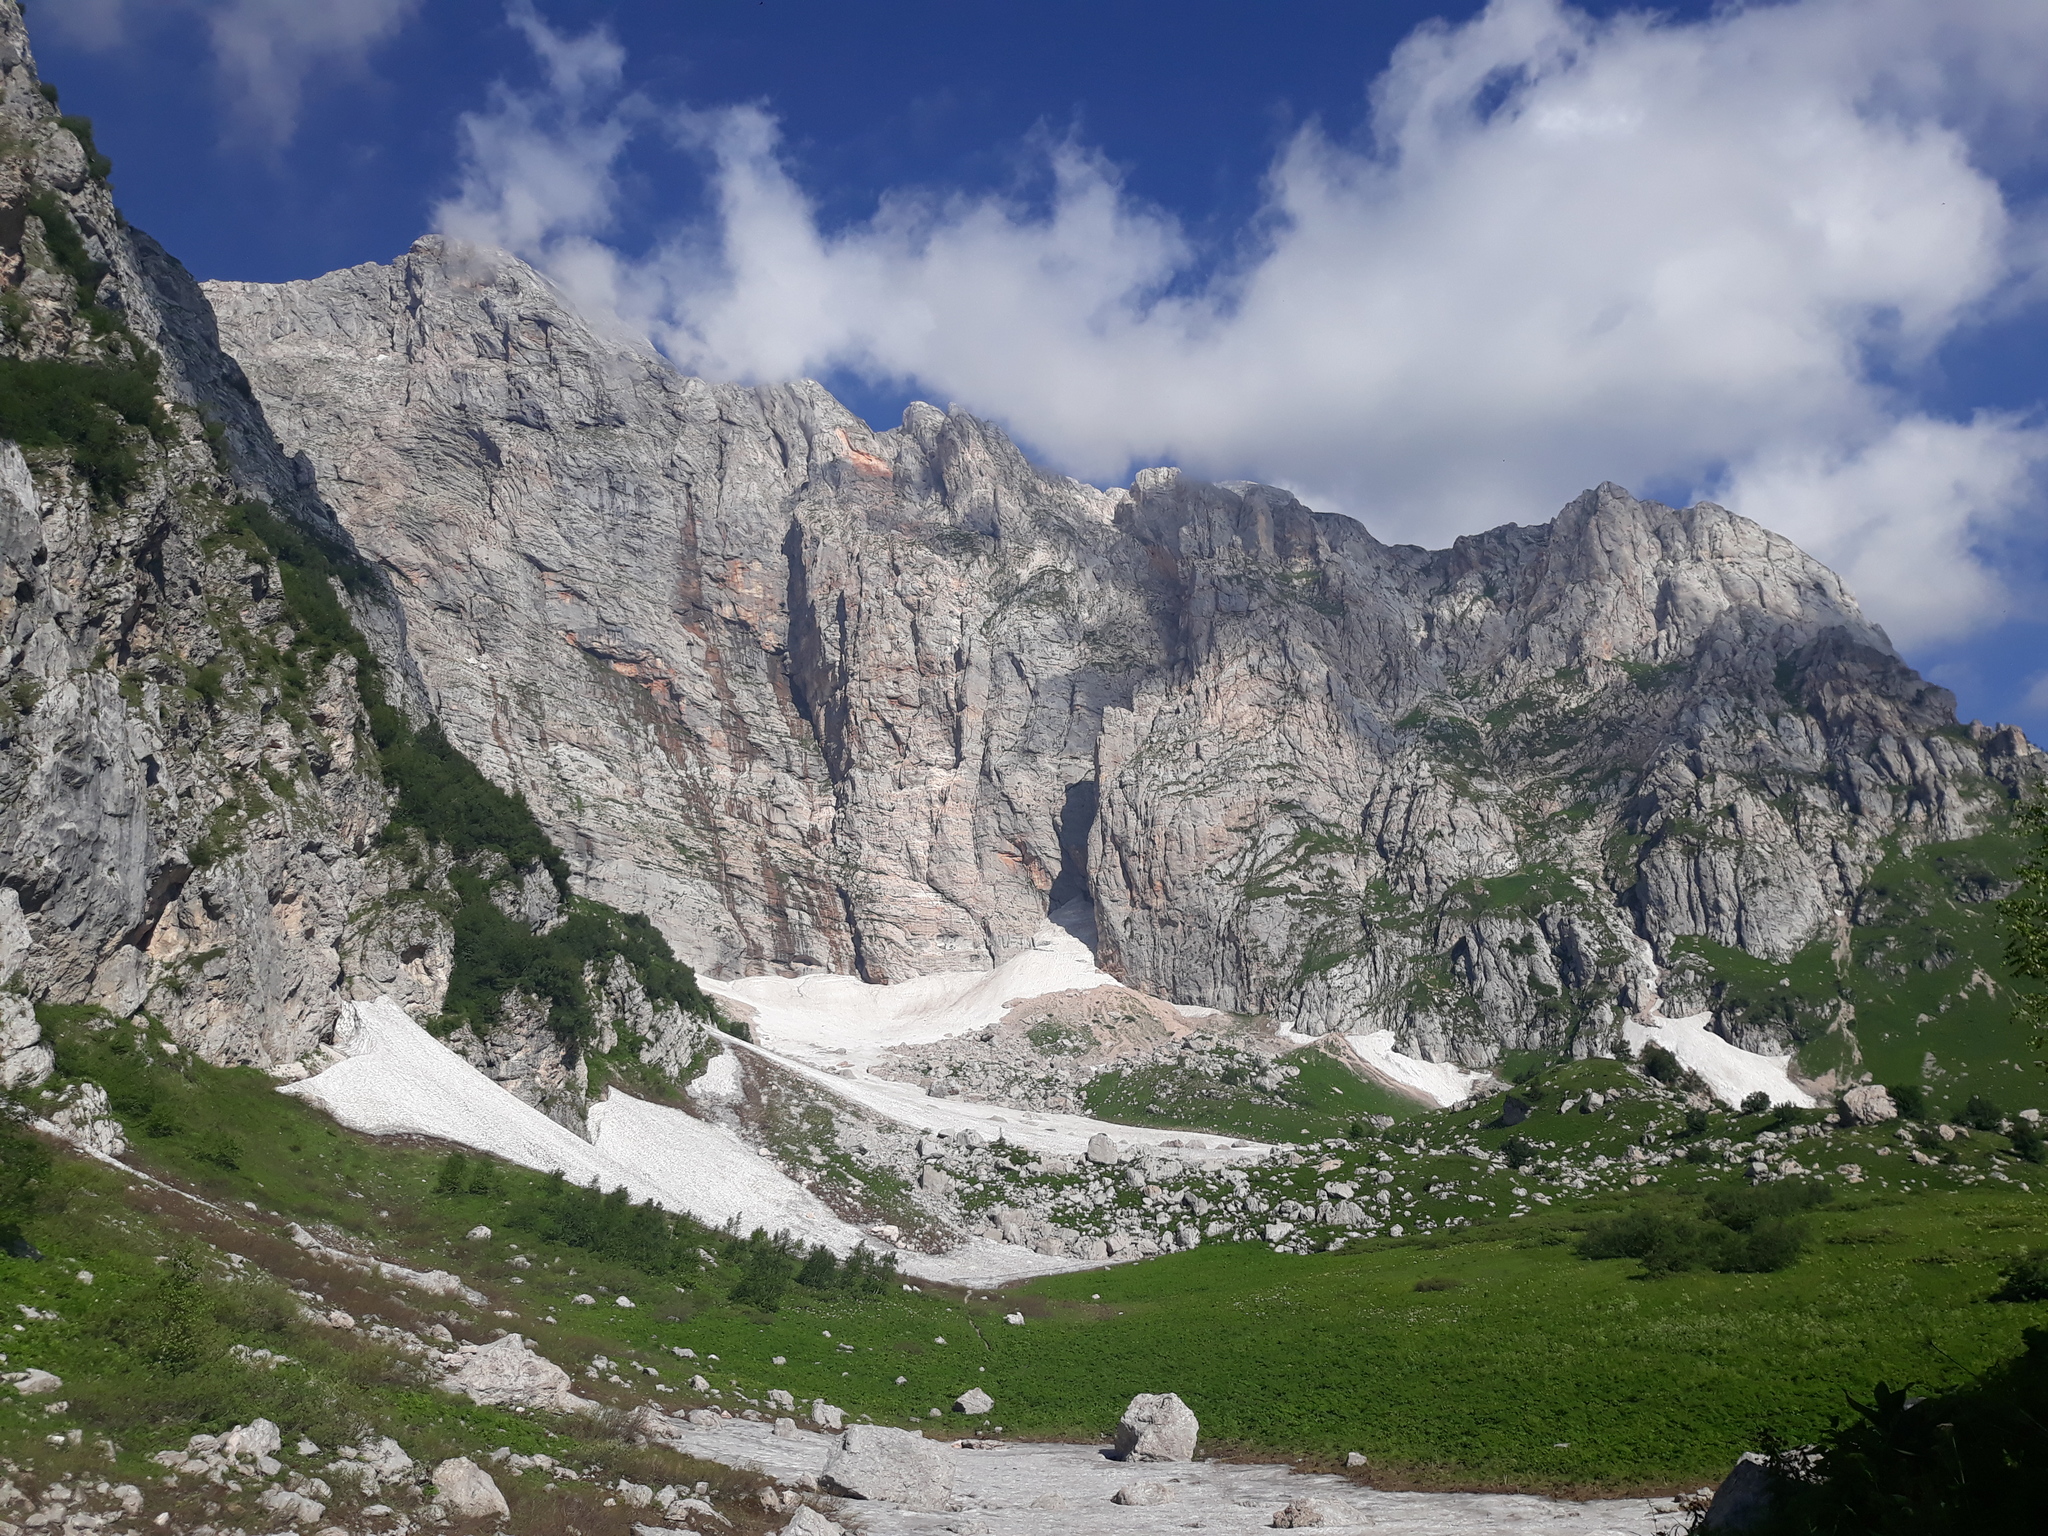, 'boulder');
810,1399,846,1430
433,1457,510,1520
953,1387,994,1415
1702,1450,1814,1532
440,1331,589,1413
220,1419,283,1461
1344,1452,1369,1469
1839,1085,1898,1127
1115,1392,1199,1461
820,1424,955,1510
1086,1133,1121,1165
1111,1480,1175,1506
783,1509,844,1536
10,1369,61,1396
1272,1498,1331,1527
257,1485,326,1525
